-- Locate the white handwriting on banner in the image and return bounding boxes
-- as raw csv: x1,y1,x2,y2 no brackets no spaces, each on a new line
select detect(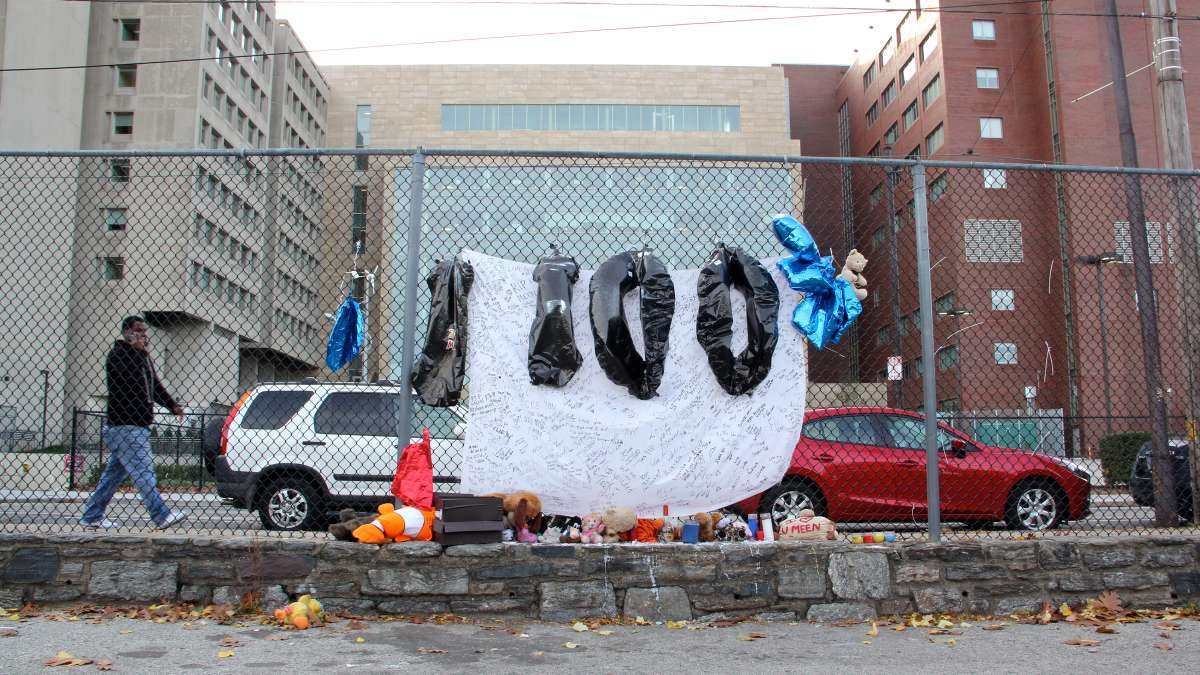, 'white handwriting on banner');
459,250,807,516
